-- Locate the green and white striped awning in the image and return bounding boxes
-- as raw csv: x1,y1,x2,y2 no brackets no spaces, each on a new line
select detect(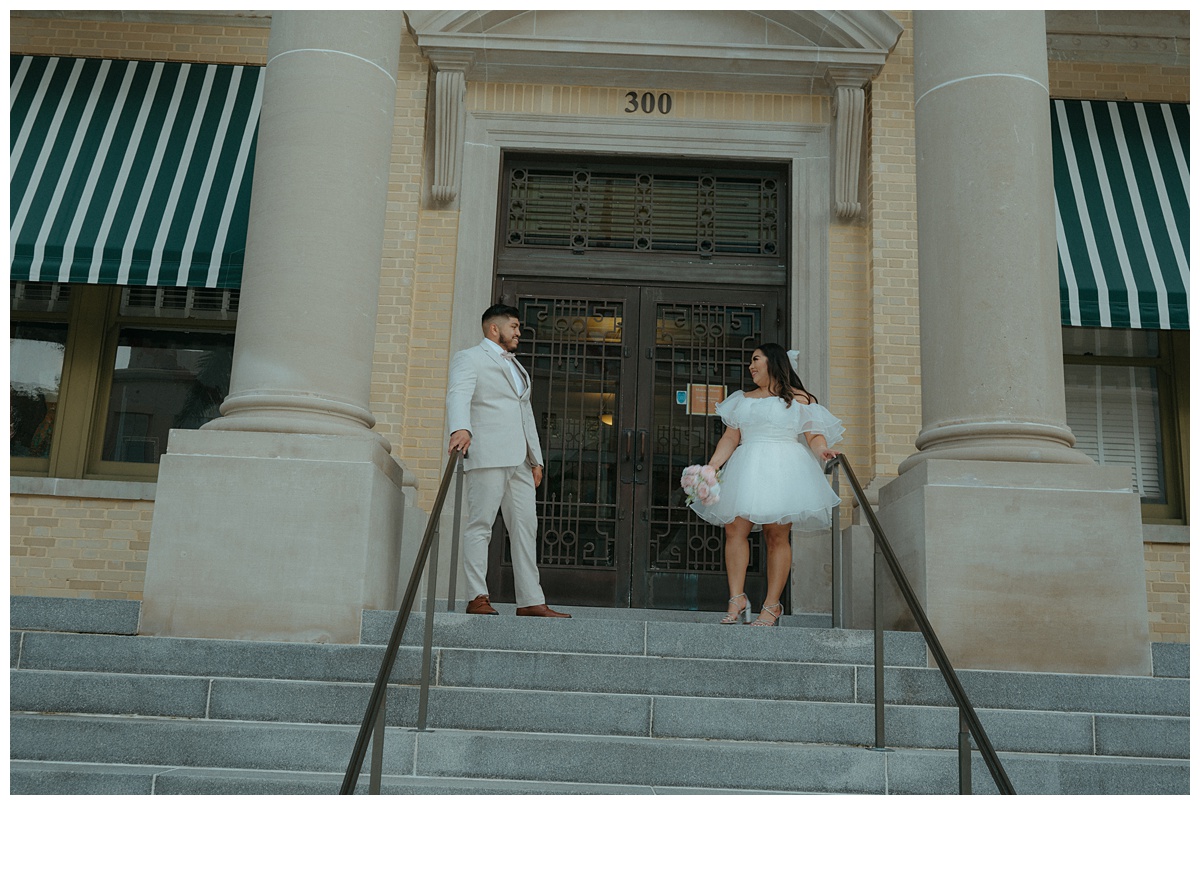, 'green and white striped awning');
10,55,262,289
1052,99,1189,330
